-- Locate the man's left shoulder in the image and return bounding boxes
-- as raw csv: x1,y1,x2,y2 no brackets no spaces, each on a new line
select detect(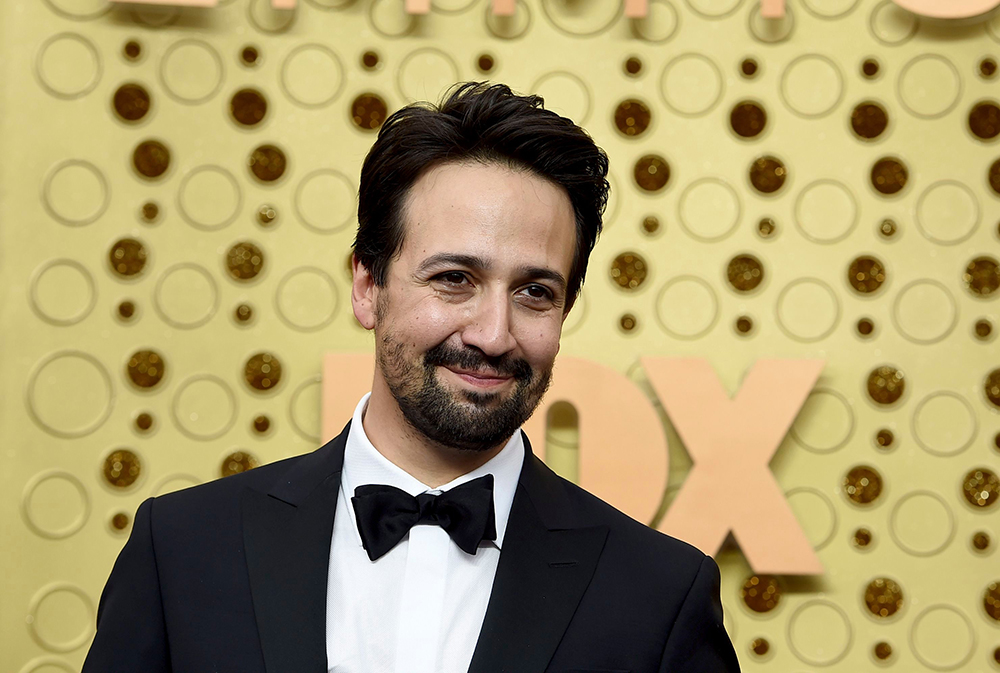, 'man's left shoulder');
536,460,707,571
